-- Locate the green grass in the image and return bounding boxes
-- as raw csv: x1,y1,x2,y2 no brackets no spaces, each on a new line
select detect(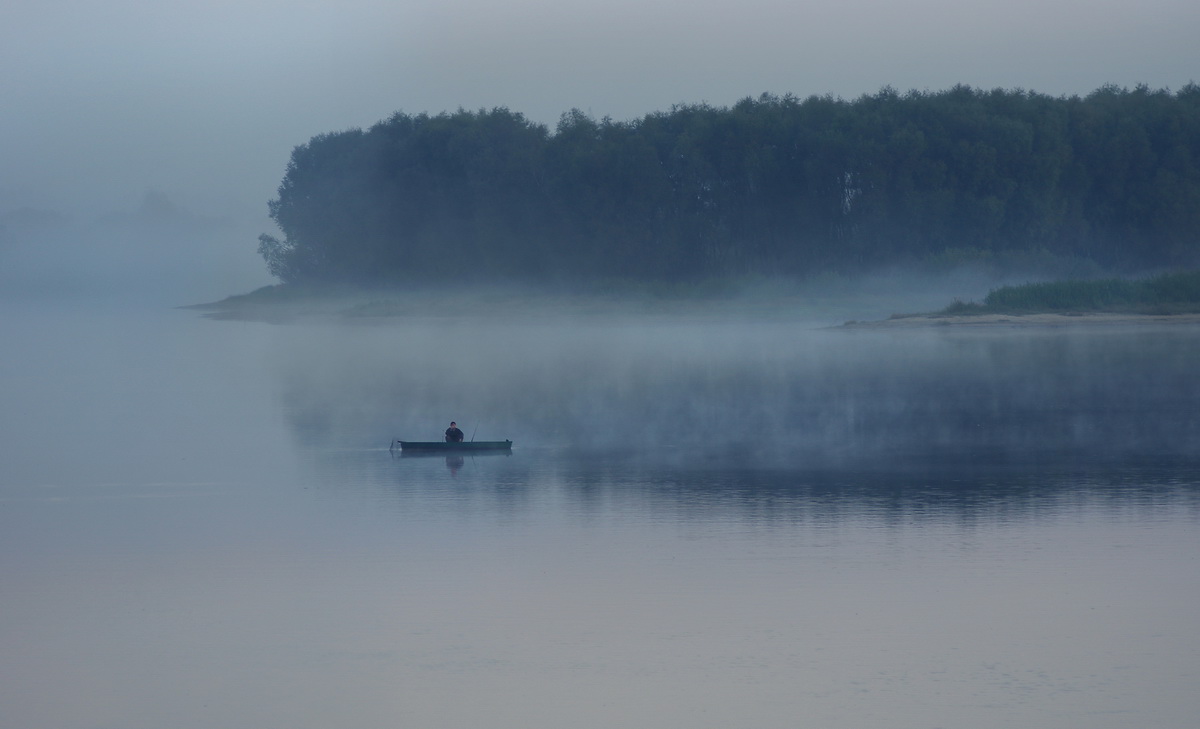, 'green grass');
940,270,1200,316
